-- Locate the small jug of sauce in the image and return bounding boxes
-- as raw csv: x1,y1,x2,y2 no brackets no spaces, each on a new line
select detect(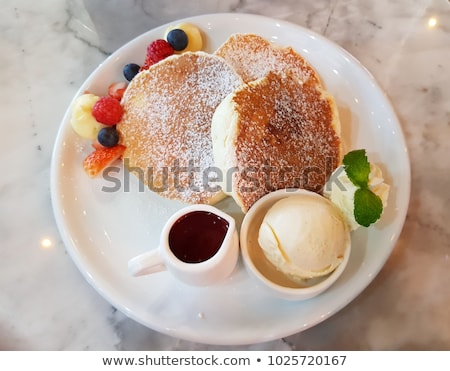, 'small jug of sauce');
128,205,239,286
